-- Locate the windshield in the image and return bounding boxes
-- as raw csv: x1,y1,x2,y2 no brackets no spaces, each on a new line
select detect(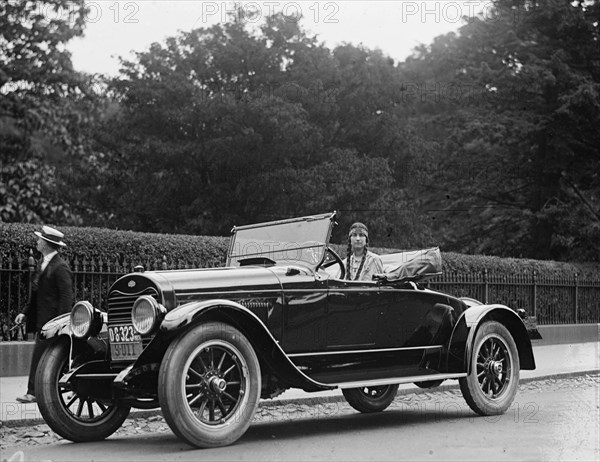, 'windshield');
227,212,336,267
